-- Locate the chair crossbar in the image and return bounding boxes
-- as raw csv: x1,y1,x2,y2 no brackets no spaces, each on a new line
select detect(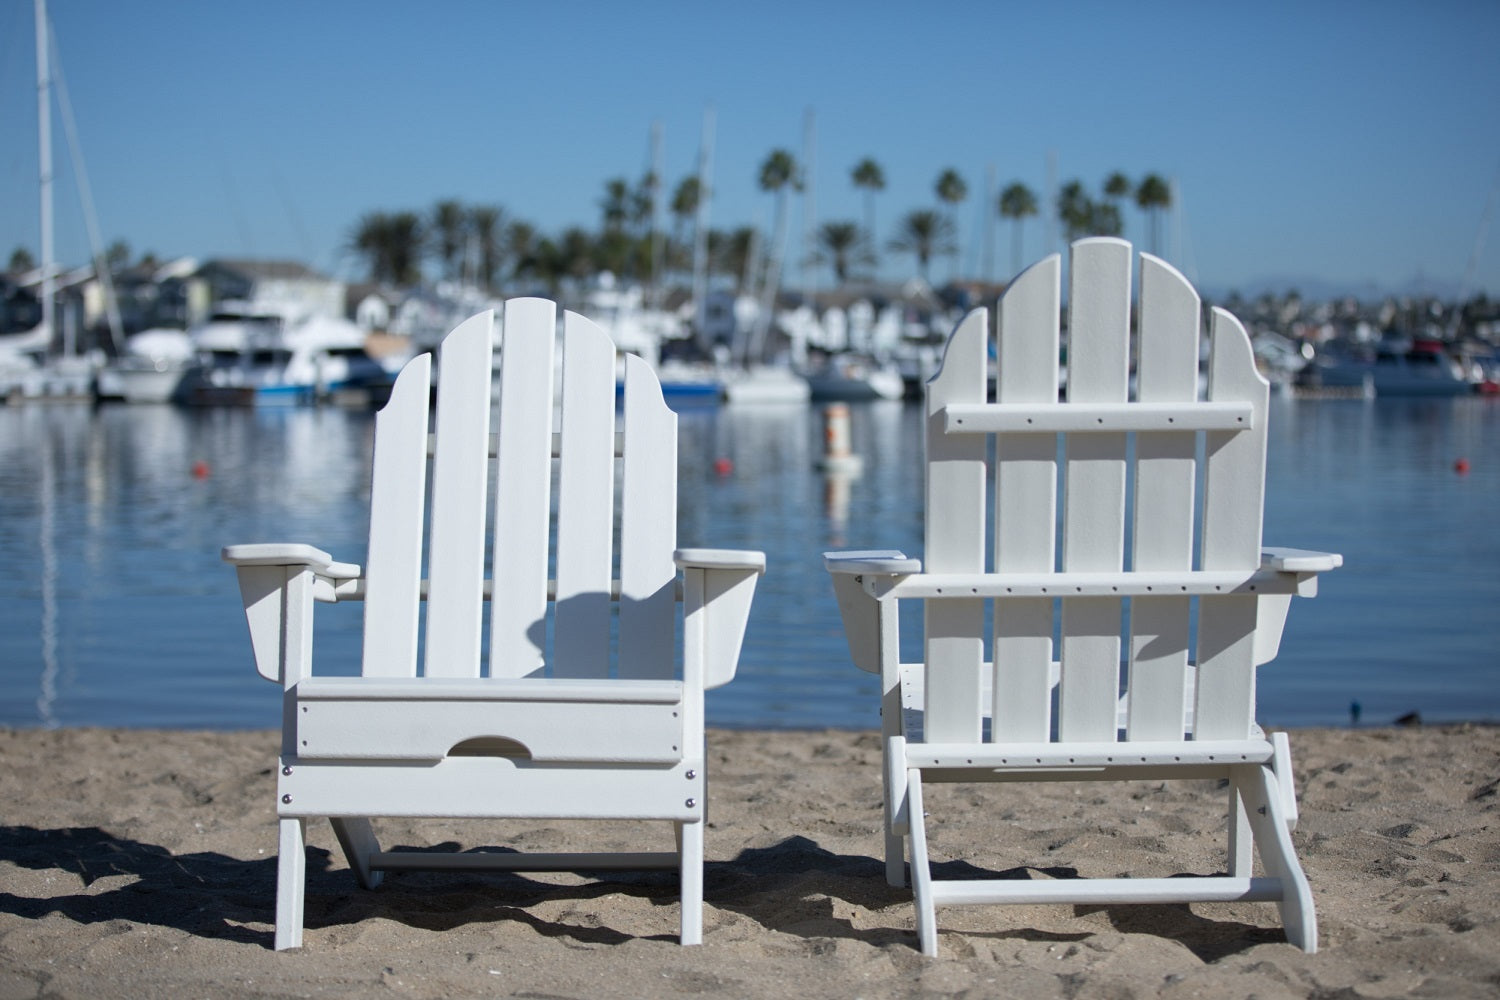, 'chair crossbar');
872,569,1307,599
910,739,1273,770
320,577,687,603
370,850,679,873
295,676,683,704
928,876,1284,907
942,401,1254,434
